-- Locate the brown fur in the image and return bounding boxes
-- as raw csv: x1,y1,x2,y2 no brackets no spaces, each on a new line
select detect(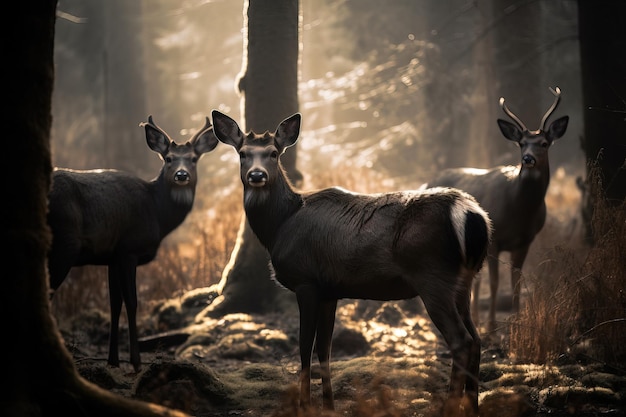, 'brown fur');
213,109,493,415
